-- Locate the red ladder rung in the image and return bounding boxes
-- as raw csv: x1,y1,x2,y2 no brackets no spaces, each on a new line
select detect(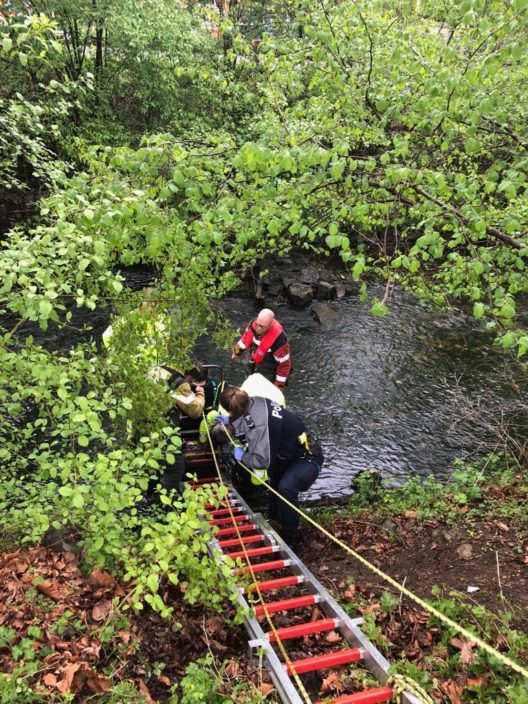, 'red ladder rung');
226,545,280,560
209,514,249,526
190,476,218,484
286,647,362,675
218,534,265,549
235,558,290,575
254,594,319,617
207,507,244,517
215,523,256,537
243,575,303,593
315,686,393,704
266,617,338,642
